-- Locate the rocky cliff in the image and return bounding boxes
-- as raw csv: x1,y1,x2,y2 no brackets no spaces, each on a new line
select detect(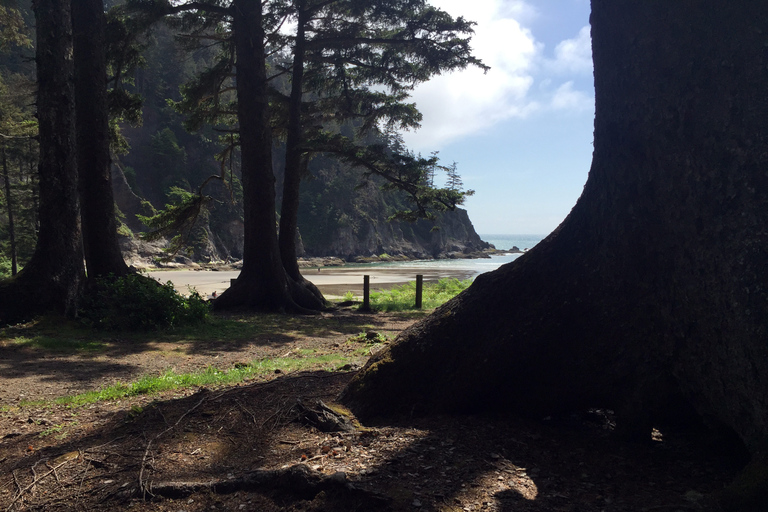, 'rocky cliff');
298,207,488,261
